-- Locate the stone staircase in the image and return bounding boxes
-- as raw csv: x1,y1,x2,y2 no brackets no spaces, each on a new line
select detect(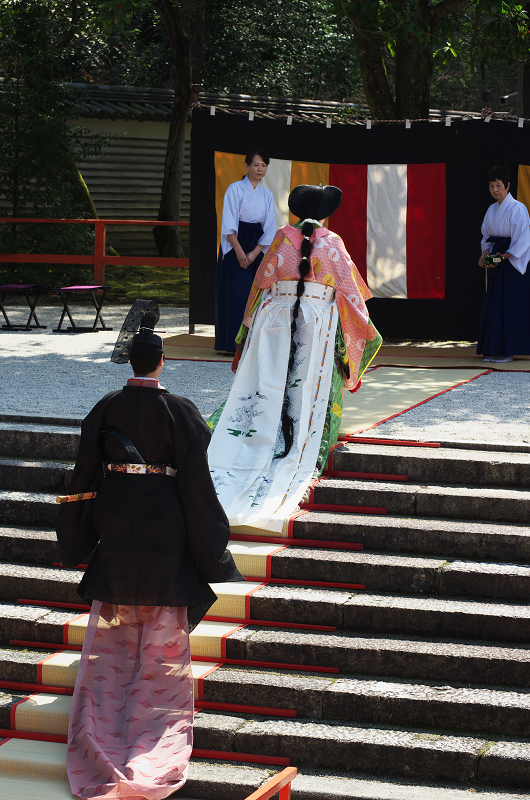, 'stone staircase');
1,418,530,799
